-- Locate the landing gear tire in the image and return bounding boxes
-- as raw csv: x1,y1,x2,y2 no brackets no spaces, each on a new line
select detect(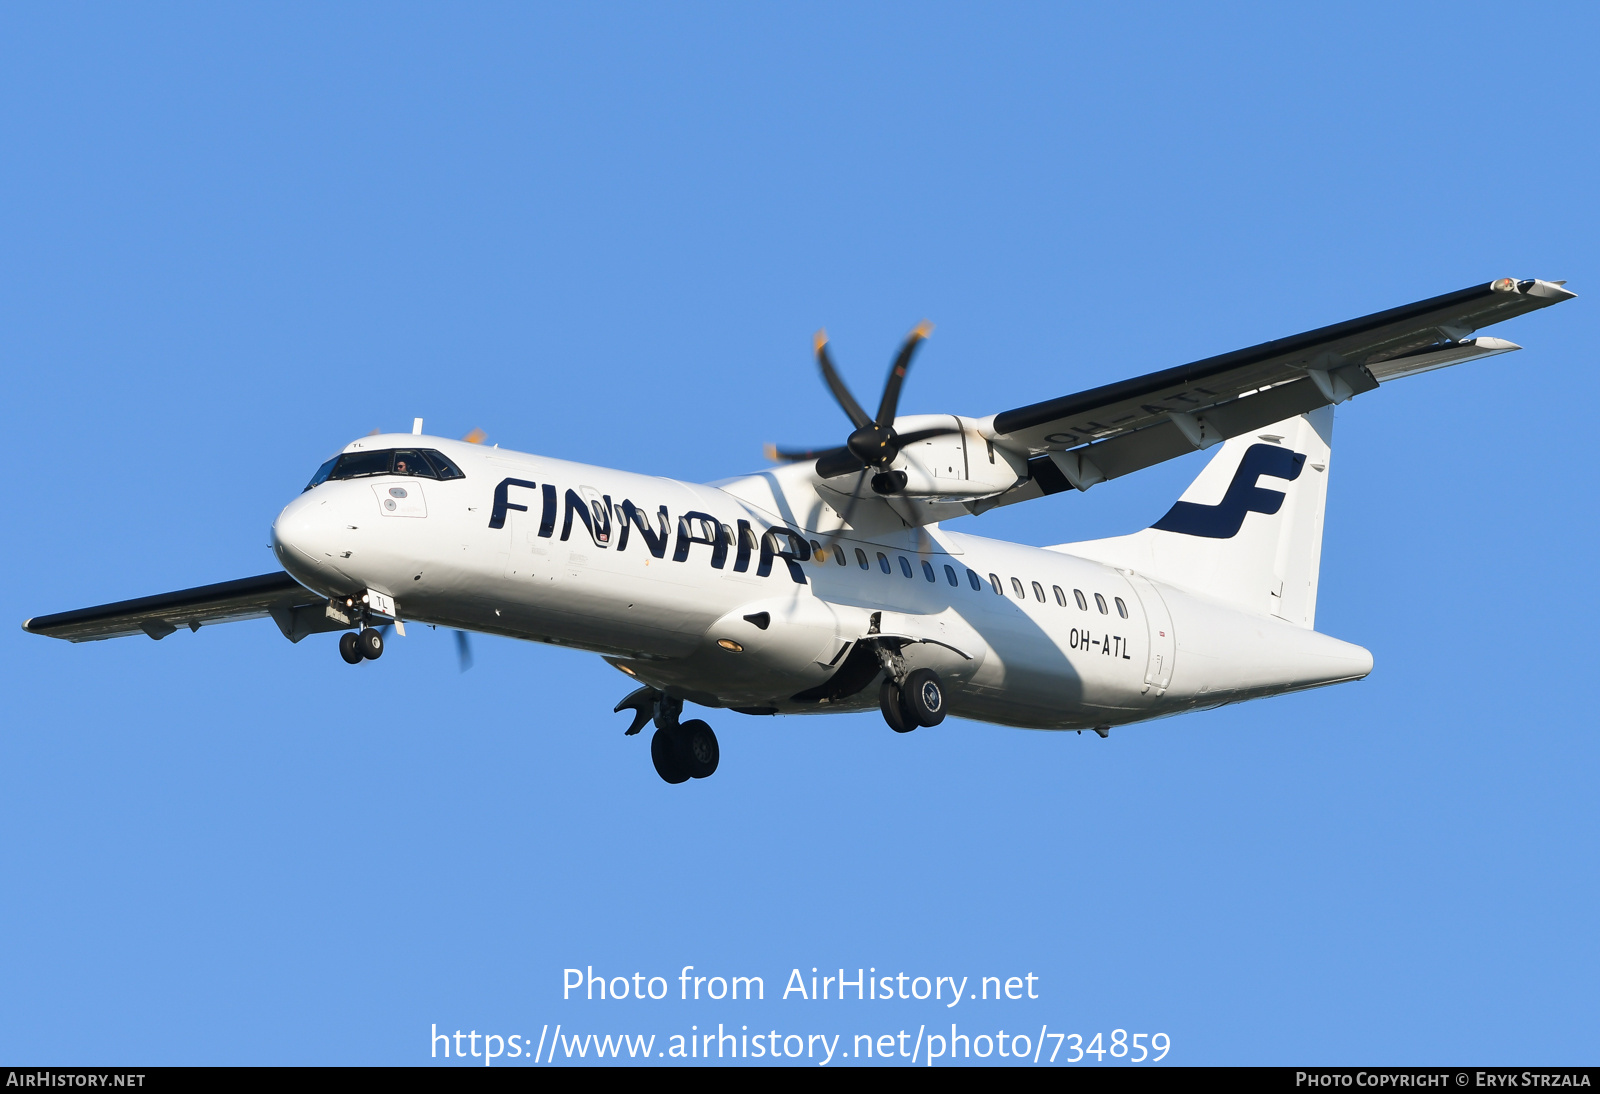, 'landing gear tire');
358,628,384,661
338,632,363,664
879,679,916,733
901,668,946,727
650,728,691,784
675,719,720,779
